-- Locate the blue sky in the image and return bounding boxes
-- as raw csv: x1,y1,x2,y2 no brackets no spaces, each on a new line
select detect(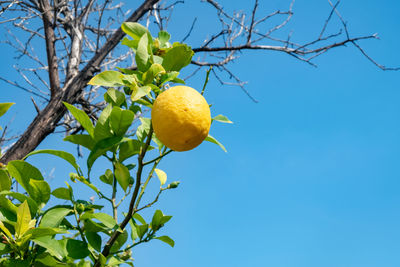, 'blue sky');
1,1,400,267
